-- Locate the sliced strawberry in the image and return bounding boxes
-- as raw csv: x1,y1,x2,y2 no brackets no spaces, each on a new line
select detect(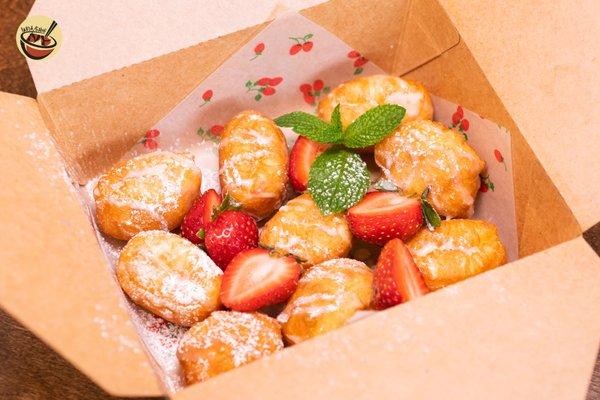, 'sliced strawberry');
181,189,221,245
220,248,301,311
372,239,429,309
288,136,329,192
346,191,423,245
205,210,258,269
